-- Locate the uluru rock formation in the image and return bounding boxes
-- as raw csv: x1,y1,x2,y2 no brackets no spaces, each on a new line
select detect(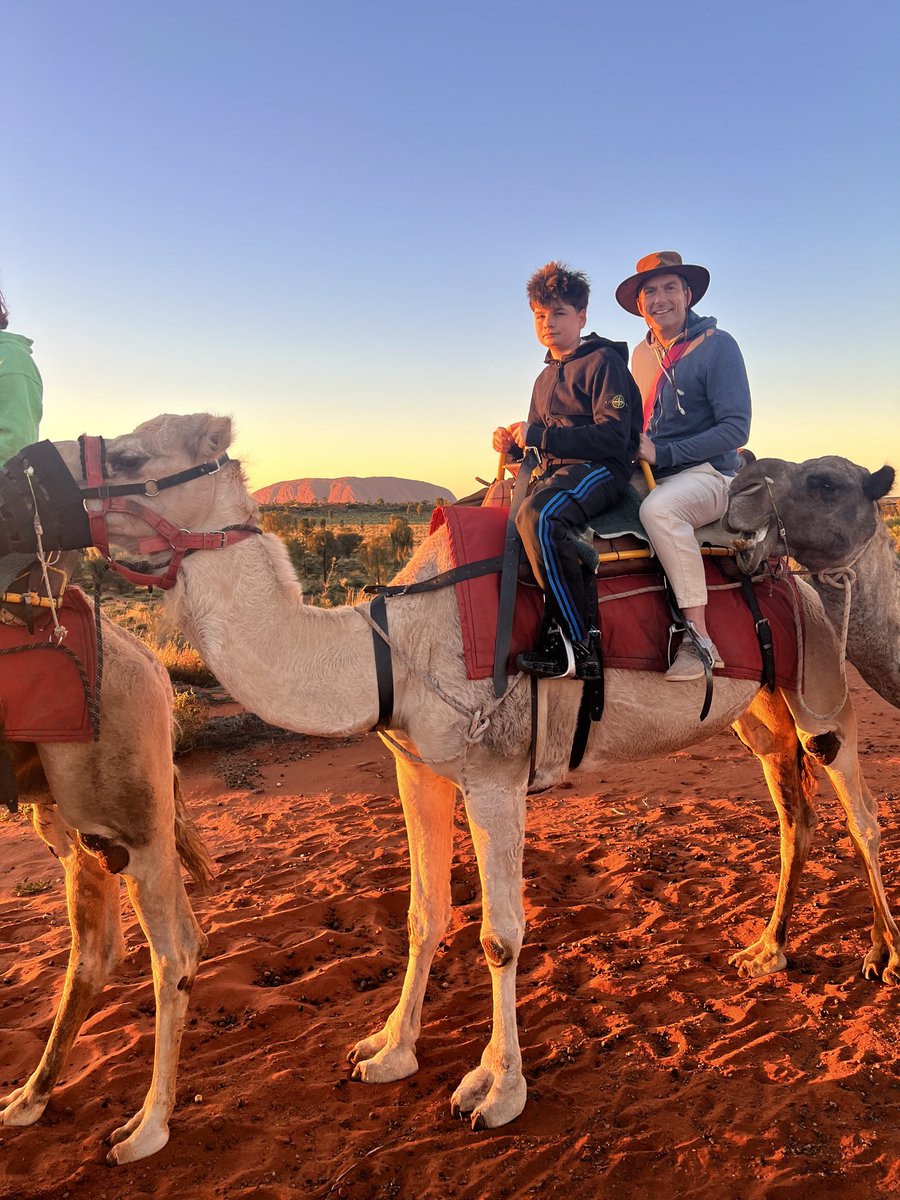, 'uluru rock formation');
252,475,456,505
